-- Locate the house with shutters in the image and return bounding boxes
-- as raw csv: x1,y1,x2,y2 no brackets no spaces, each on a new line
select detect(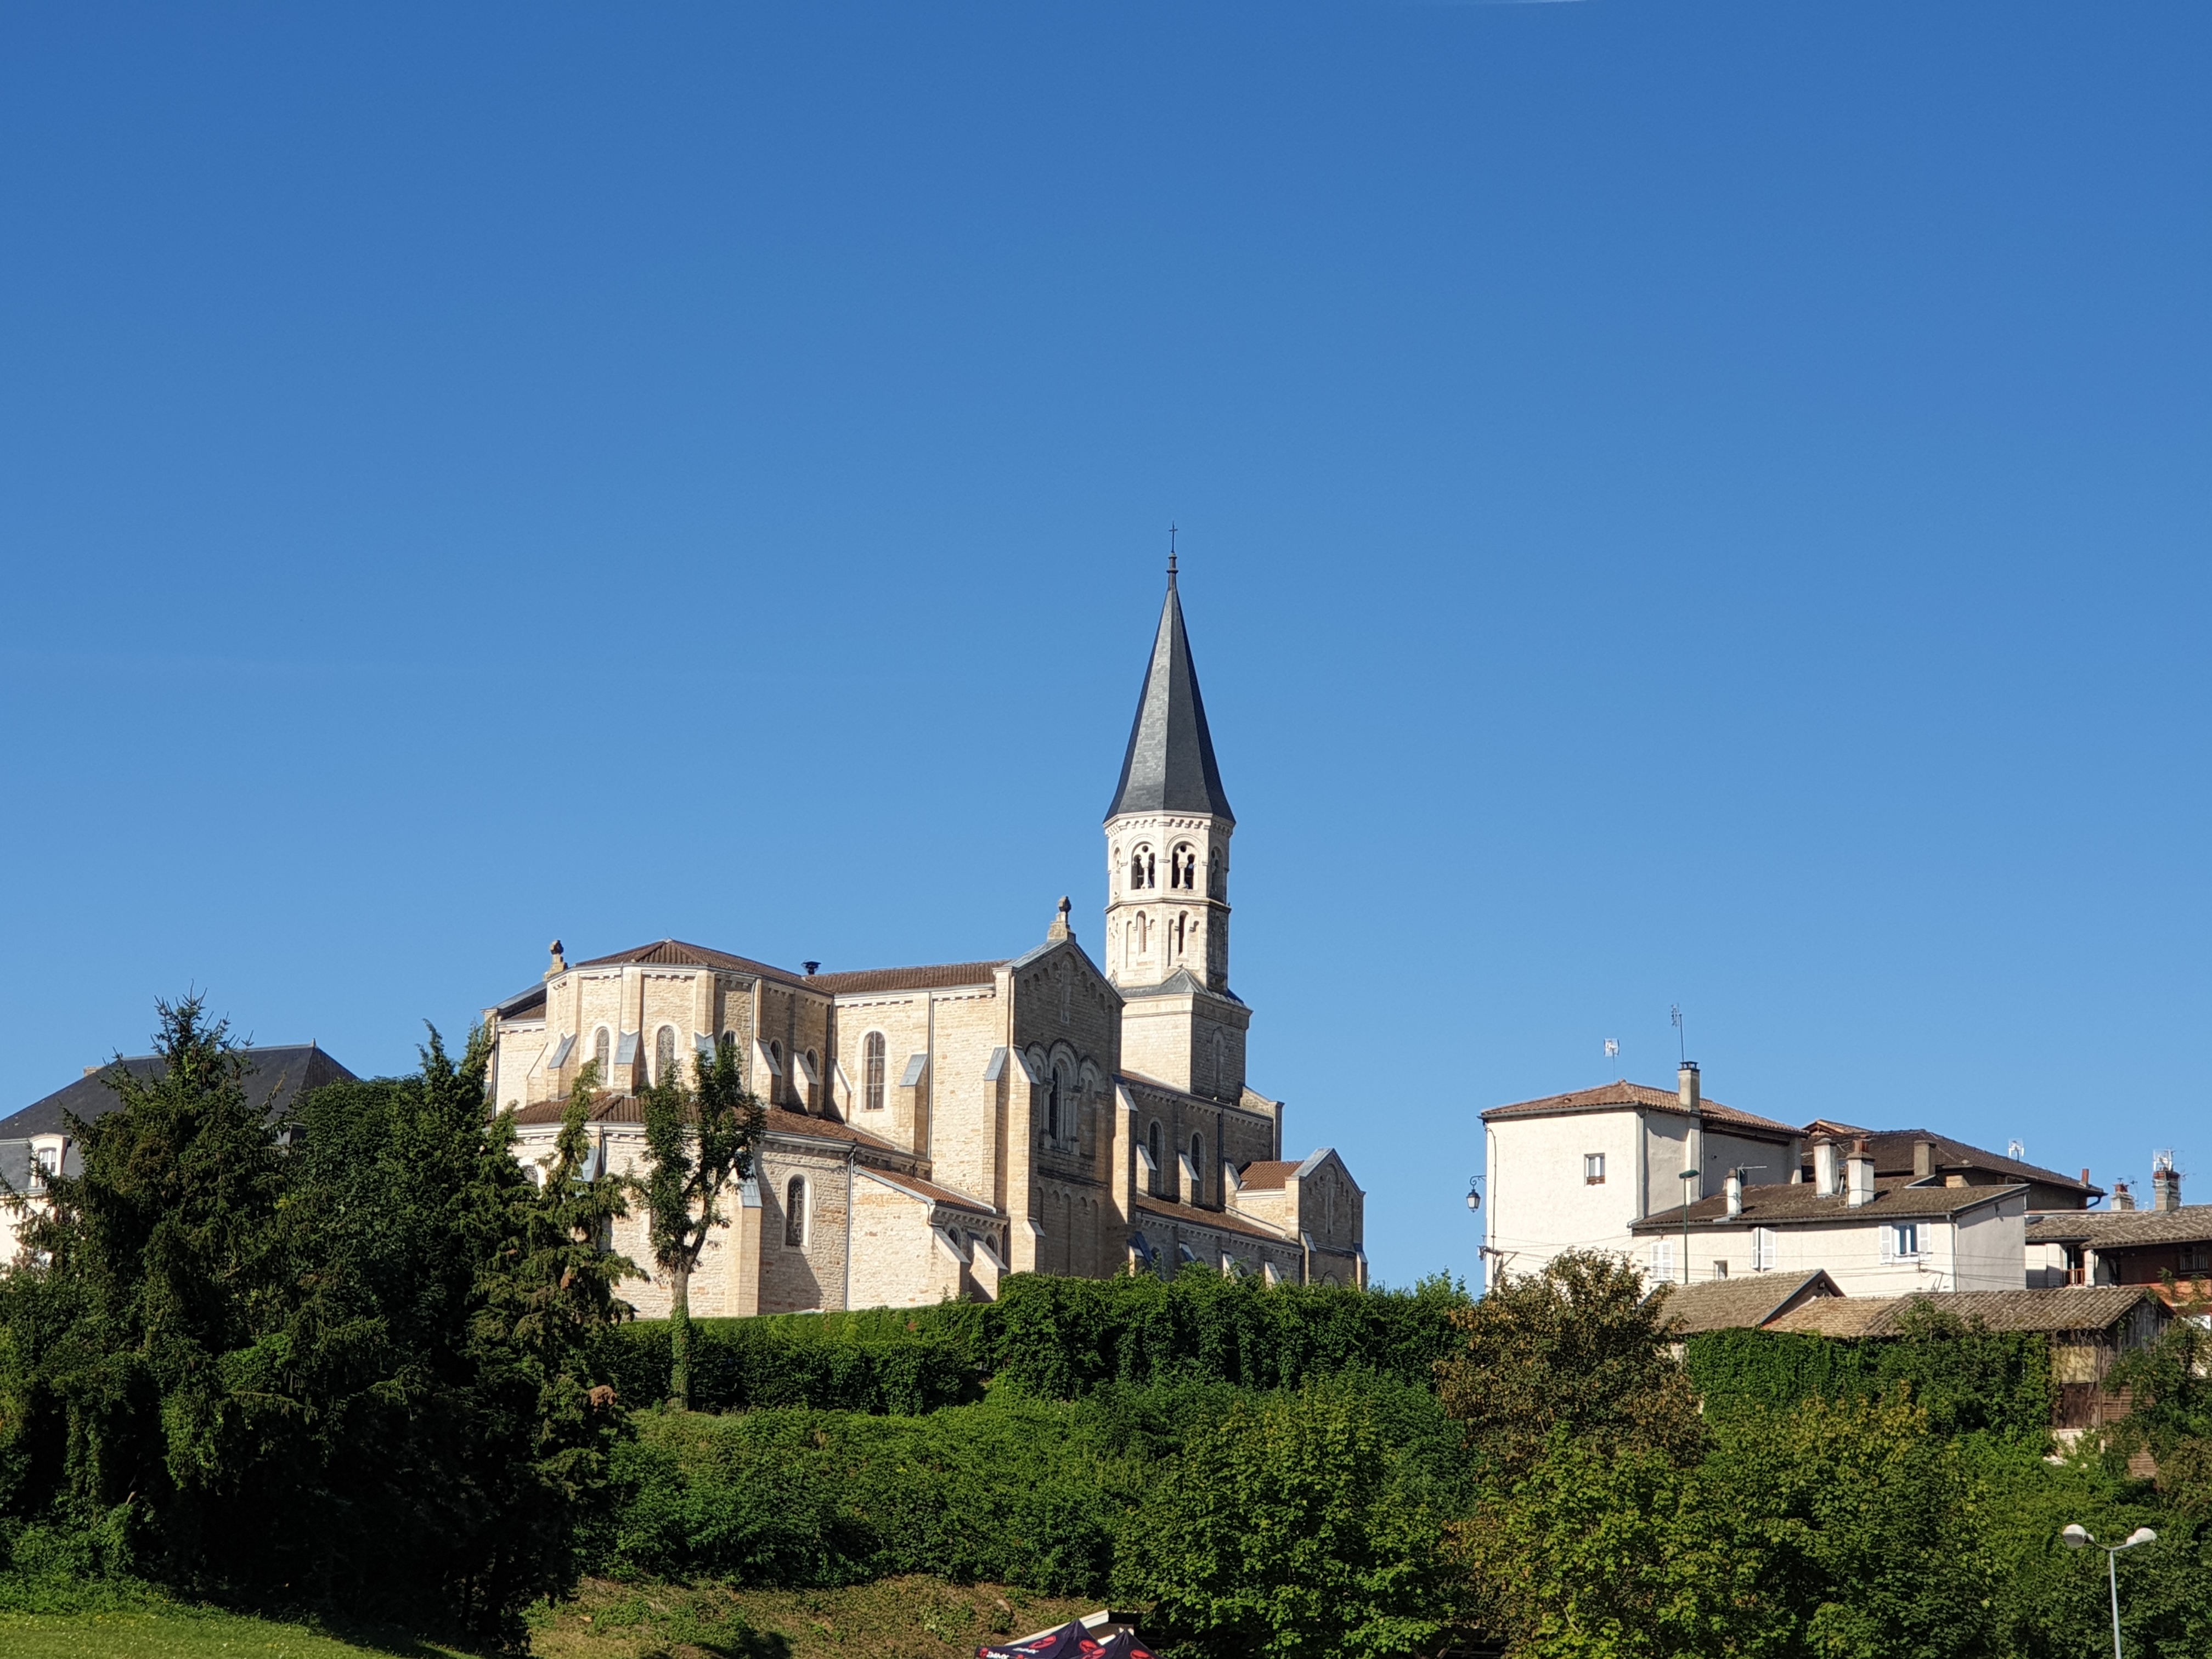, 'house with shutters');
482,565,1365,1315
